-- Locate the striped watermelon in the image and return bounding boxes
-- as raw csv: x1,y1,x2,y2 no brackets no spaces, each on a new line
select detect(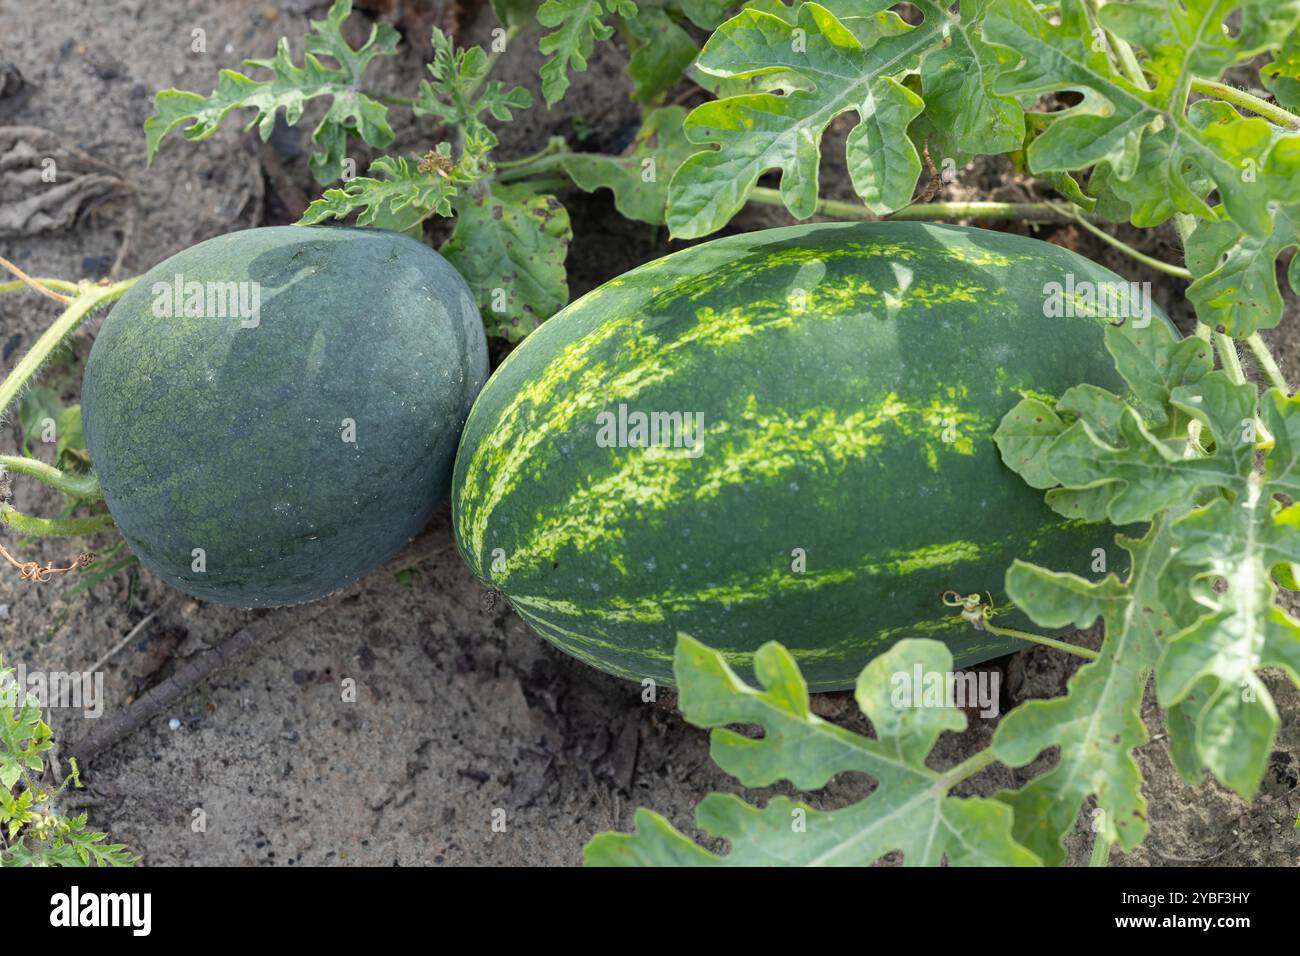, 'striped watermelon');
451,221,1169,691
